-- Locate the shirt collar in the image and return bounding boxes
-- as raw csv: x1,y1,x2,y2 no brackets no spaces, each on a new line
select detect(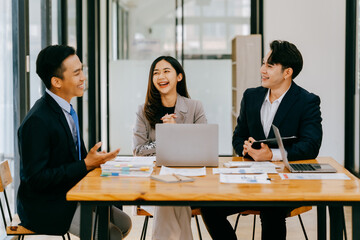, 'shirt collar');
45,88,71,114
